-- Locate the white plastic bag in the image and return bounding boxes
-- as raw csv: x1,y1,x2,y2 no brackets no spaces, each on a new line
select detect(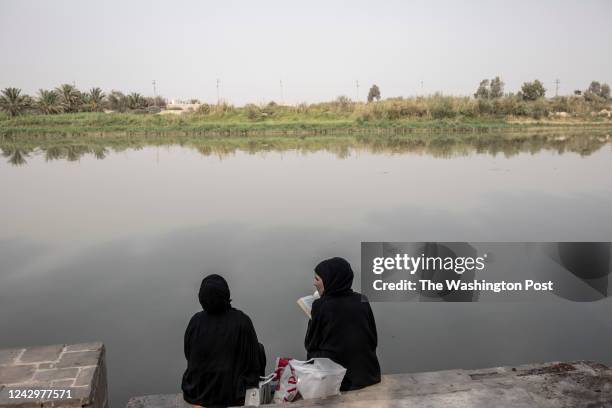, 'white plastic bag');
272,360,298,403
290,358,347,400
